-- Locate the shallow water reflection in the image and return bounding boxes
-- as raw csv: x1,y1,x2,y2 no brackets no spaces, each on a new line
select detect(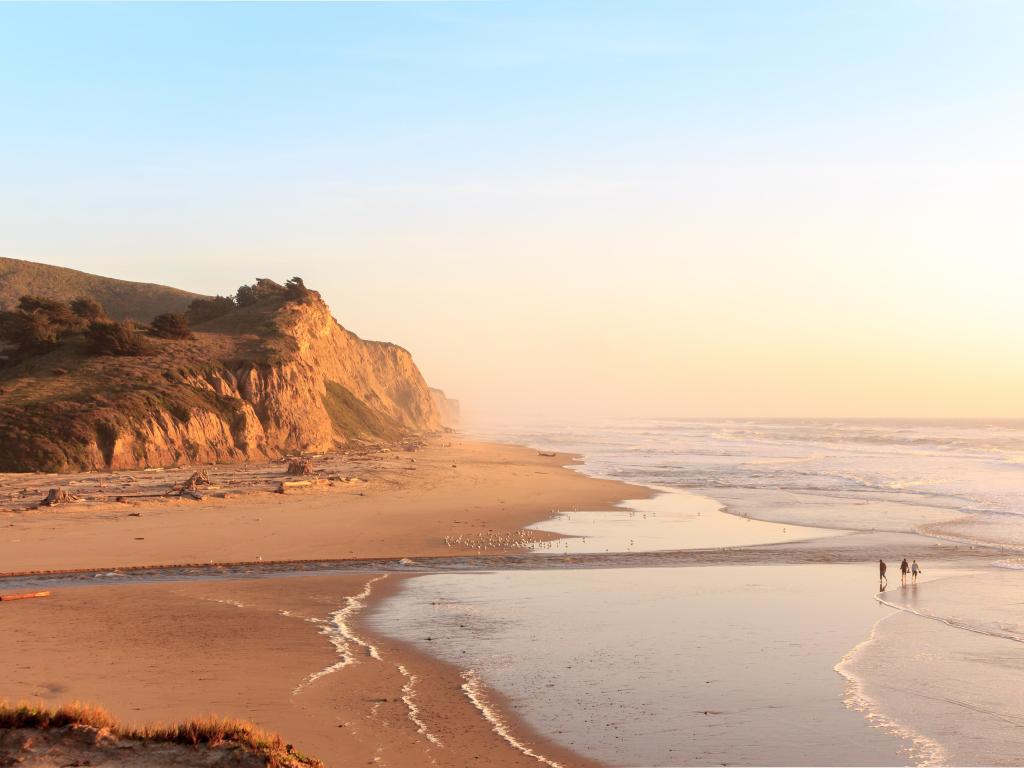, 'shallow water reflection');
369,563,912,766
528,489,842,554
